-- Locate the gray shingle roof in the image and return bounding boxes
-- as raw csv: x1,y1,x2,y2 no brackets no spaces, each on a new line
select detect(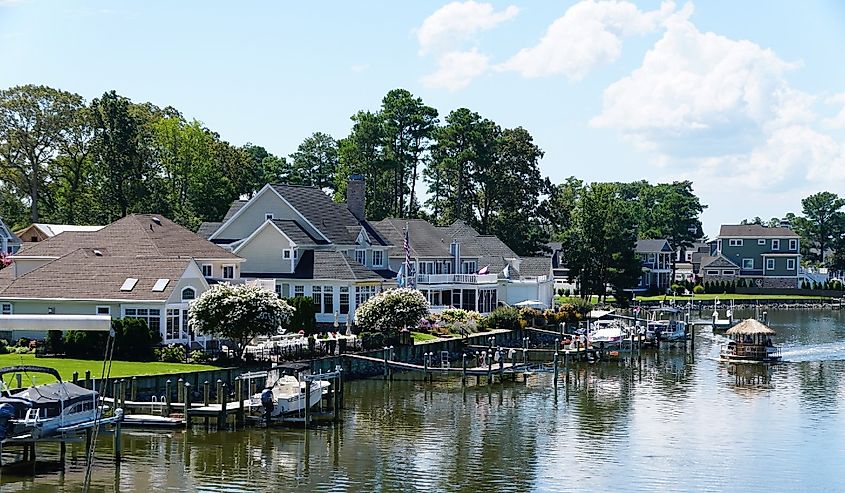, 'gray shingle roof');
270,184,389,246
719,224,799,238
17,214,239,260
0,249,192,301
636,239,671,253
700,255,740,269
517,257,552,279
272,219,328,246
372,219,452,258
222,200,248,222
197,222,222,239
